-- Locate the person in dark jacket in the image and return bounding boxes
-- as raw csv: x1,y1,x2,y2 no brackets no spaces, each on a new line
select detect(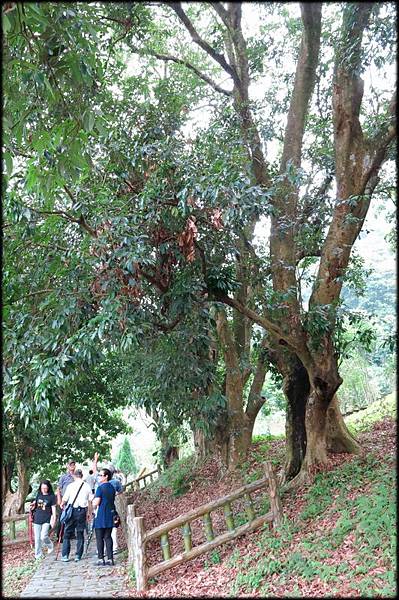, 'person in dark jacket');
92,468,115,566
30,480,57,559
